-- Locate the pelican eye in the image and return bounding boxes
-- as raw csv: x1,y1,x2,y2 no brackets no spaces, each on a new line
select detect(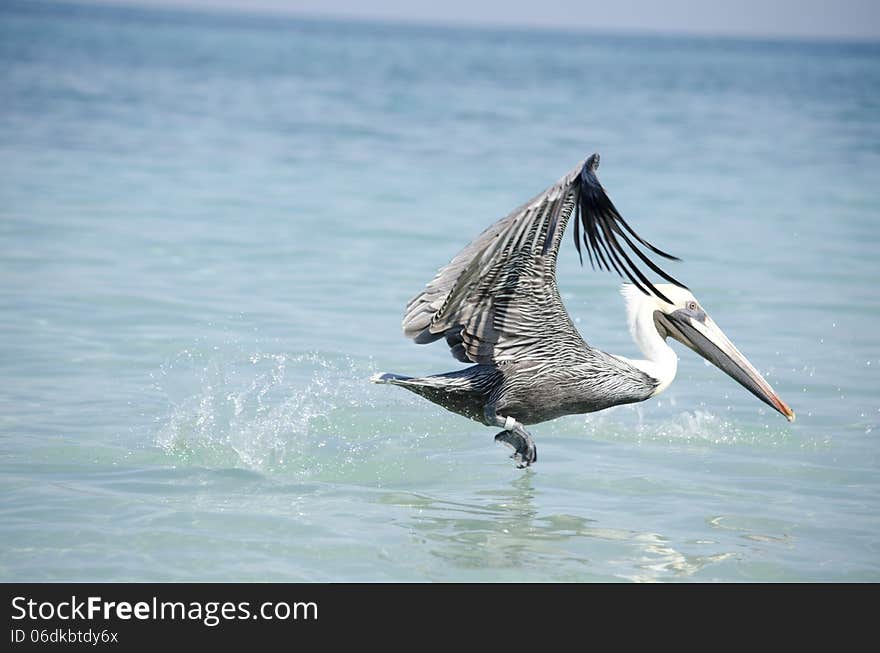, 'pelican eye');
686,301,698,311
